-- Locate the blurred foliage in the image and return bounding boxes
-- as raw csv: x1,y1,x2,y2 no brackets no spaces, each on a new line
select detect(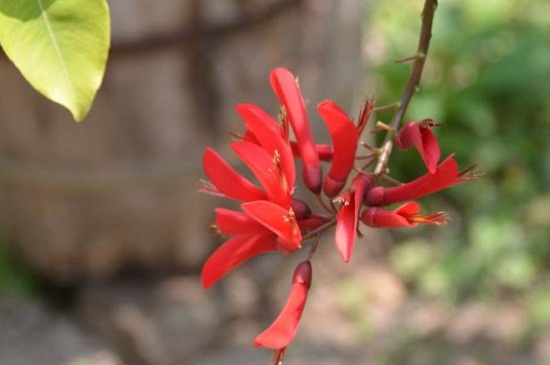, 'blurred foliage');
369,0,550,307
0,234,37,296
